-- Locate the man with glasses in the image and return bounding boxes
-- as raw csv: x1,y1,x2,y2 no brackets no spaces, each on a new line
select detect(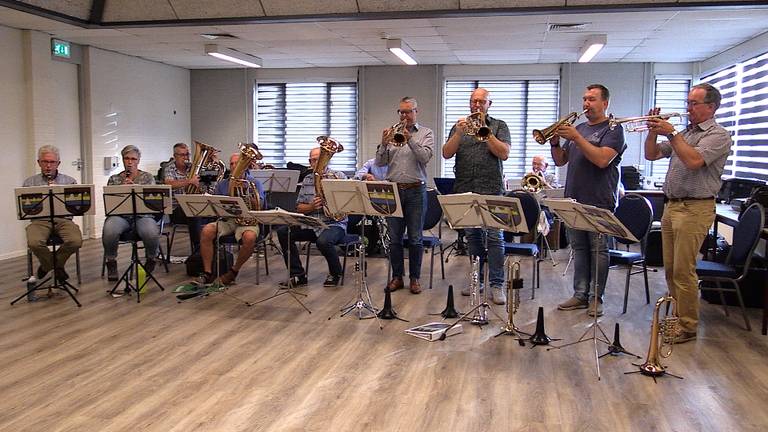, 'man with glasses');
377,96,434,294
23,145,83,300
442,88,511,305
164,142,203,253
644,83,732,343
